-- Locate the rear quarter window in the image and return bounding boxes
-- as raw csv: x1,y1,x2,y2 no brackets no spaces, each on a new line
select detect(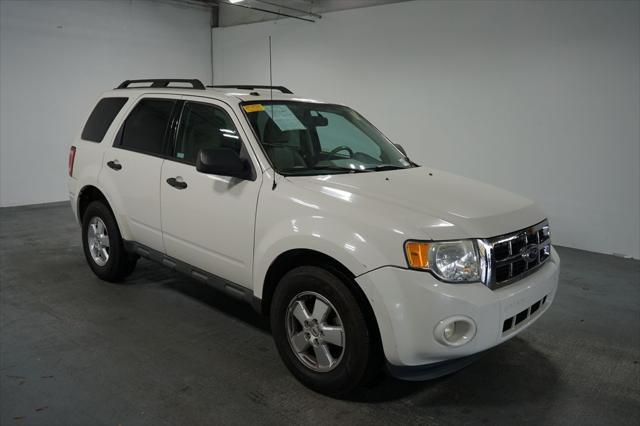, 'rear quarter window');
81,97,128,142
